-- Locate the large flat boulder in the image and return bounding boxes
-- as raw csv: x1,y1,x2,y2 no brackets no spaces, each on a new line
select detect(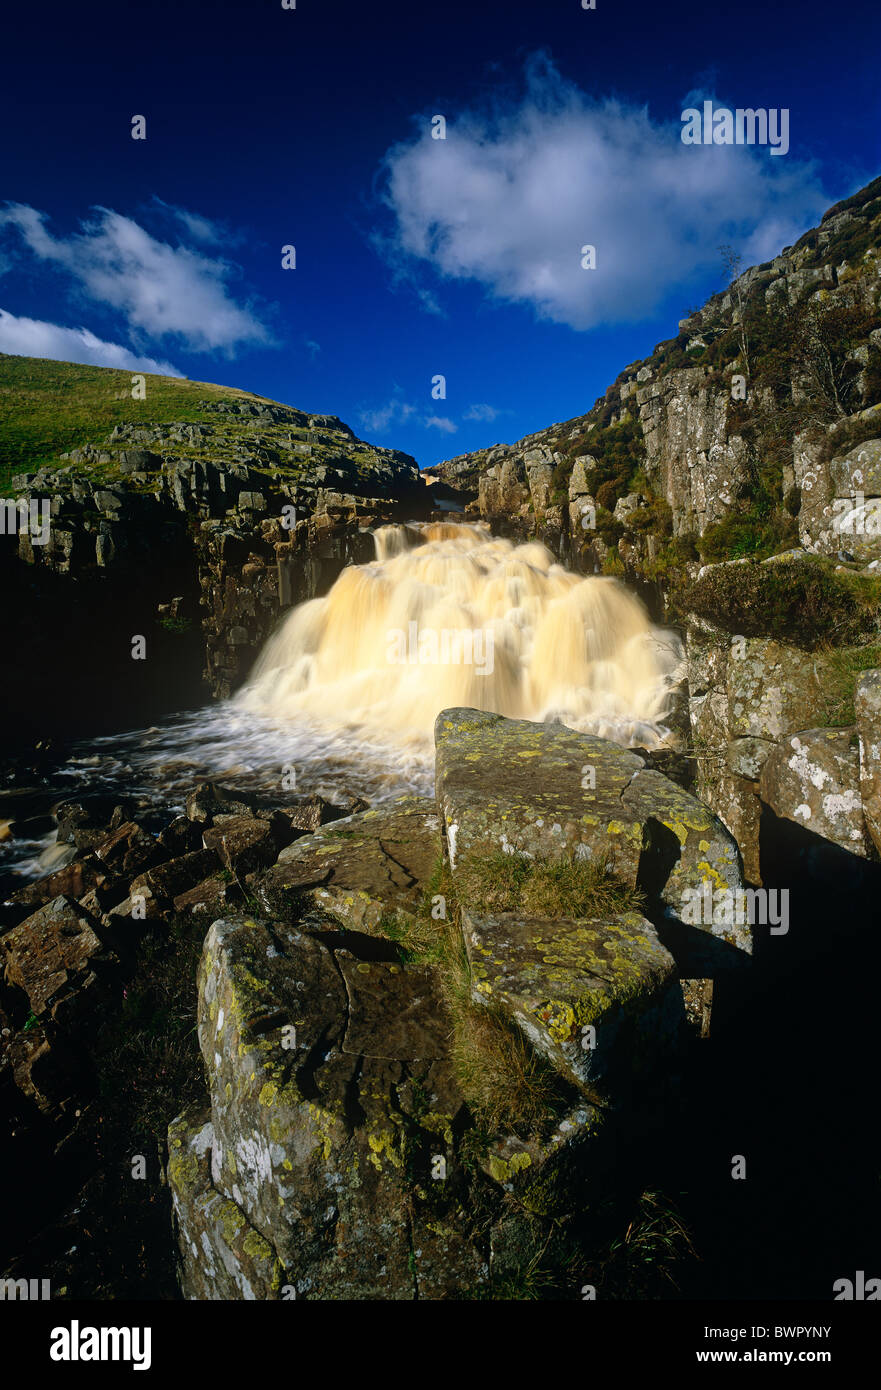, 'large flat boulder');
461,906,682,1097
434,709,748,959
